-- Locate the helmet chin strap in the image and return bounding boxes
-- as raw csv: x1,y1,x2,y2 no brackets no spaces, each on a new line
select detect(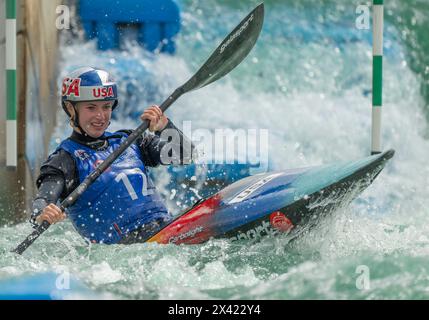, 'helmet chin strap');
70,103,90,137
